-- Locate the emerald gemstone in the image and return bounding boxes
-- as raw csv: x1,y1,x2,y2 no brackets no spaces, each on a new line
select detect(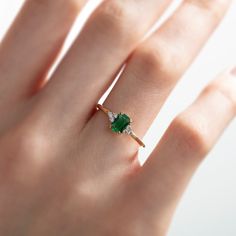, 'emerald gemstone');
111,113,130,133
